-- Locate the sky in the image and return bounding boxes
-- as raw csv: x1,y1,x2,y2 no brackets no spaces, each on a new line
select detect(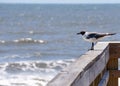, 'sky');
0,0,120,4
